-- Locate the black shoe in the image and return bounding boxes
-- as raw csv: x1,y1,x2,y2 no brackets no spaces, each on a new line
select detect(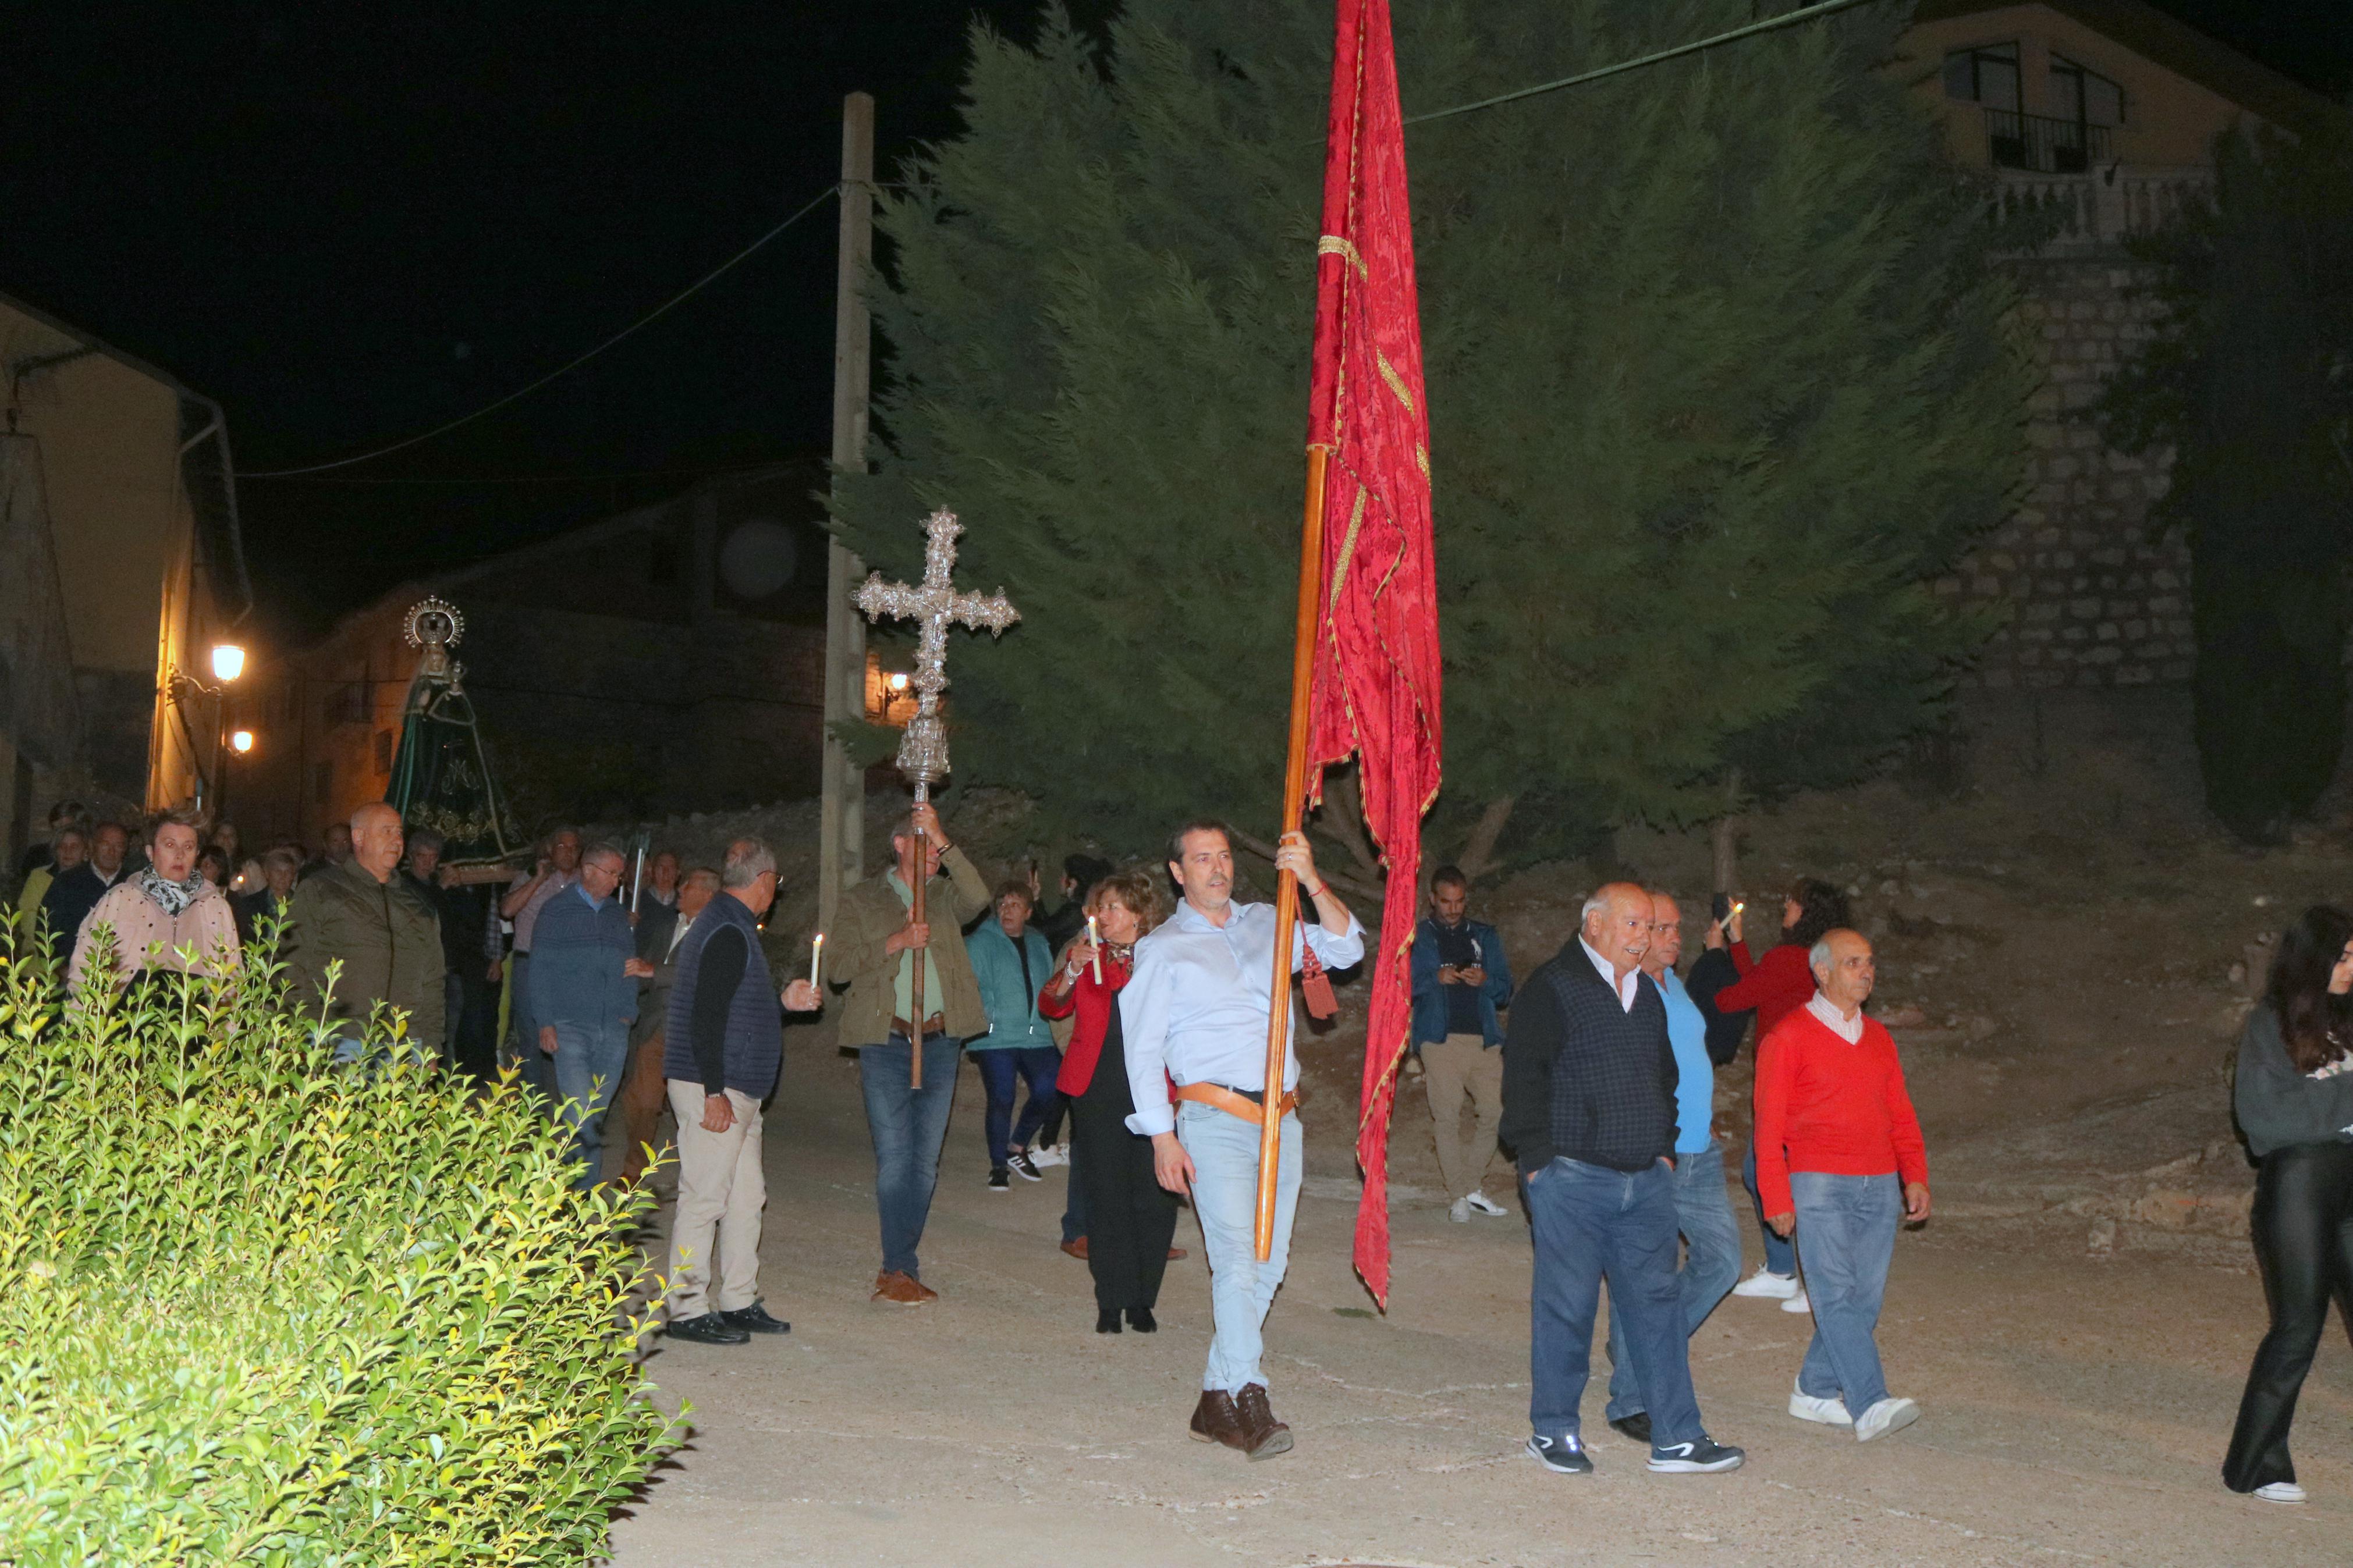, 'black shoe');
719,1301,792,1336
1608,1412,1652,1445
988,1168,1011,1191
1096,1308,1123,1334
665,1311,751,1346
1126,1306,1158,1333
1649,1435,1745,1473
1007,1151,1044,1182
1525,1434,1593,1475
